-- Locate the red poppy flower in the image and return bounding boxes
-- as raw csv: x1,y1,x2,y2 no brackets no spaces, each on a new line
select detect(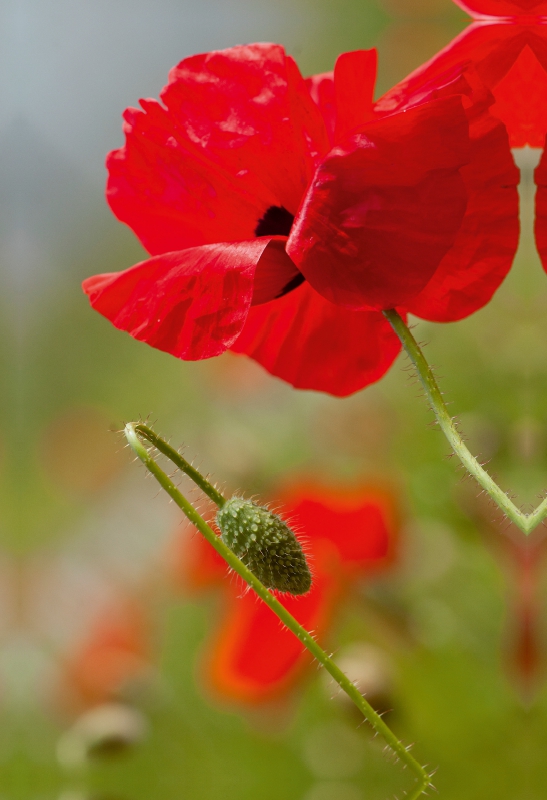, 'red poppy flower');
83,44,492,396
59,603,151,712
296,51,519,322
173,484,397,704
